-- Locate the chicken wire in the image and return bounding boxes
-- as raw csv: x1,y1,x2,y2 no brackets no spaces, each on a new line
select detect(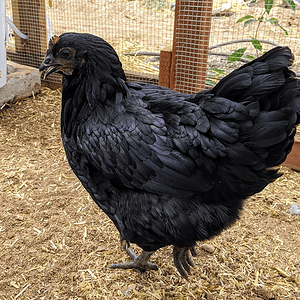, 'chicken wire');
5,0,175,84
206,0,300,90
171,0,214,93
5,0,300,91
5,0,48,68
